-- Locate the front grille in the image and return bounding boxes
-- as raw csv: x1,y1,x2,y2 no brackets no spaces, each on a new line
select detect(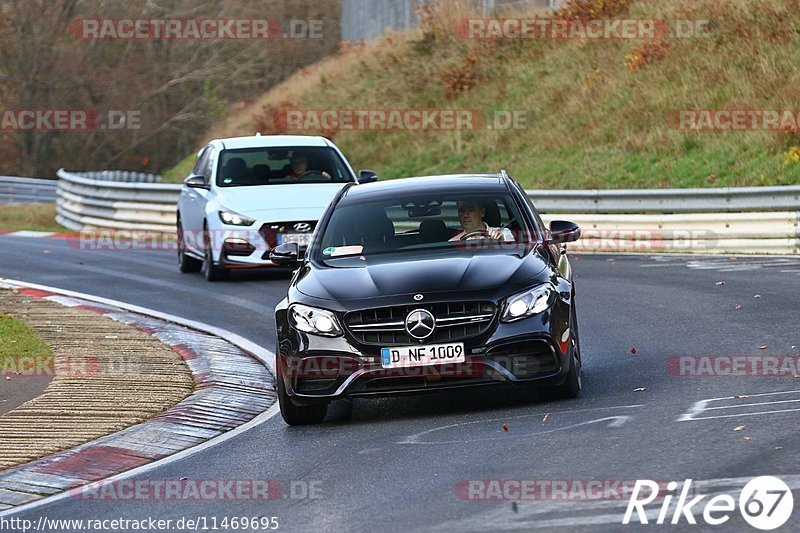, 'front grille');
259,221,317,259
344,301,496,347
259,221,317,249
